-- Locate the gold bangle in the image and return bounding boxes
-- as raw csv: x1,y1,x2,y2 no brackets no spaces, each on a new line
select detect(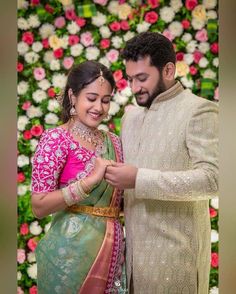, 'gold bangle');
62,186,74,206
80,178,91,194
76,180,89,200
